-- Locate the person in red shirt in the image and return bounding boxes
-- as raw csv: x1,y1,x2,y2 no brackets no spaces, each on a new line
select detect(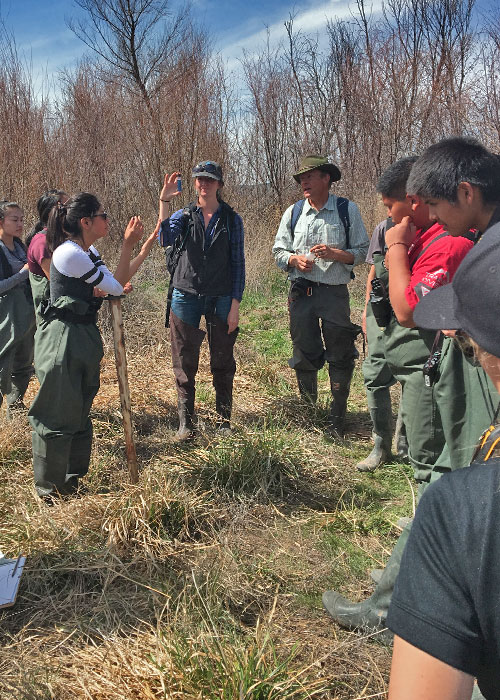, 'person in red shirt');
323,156,474,640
